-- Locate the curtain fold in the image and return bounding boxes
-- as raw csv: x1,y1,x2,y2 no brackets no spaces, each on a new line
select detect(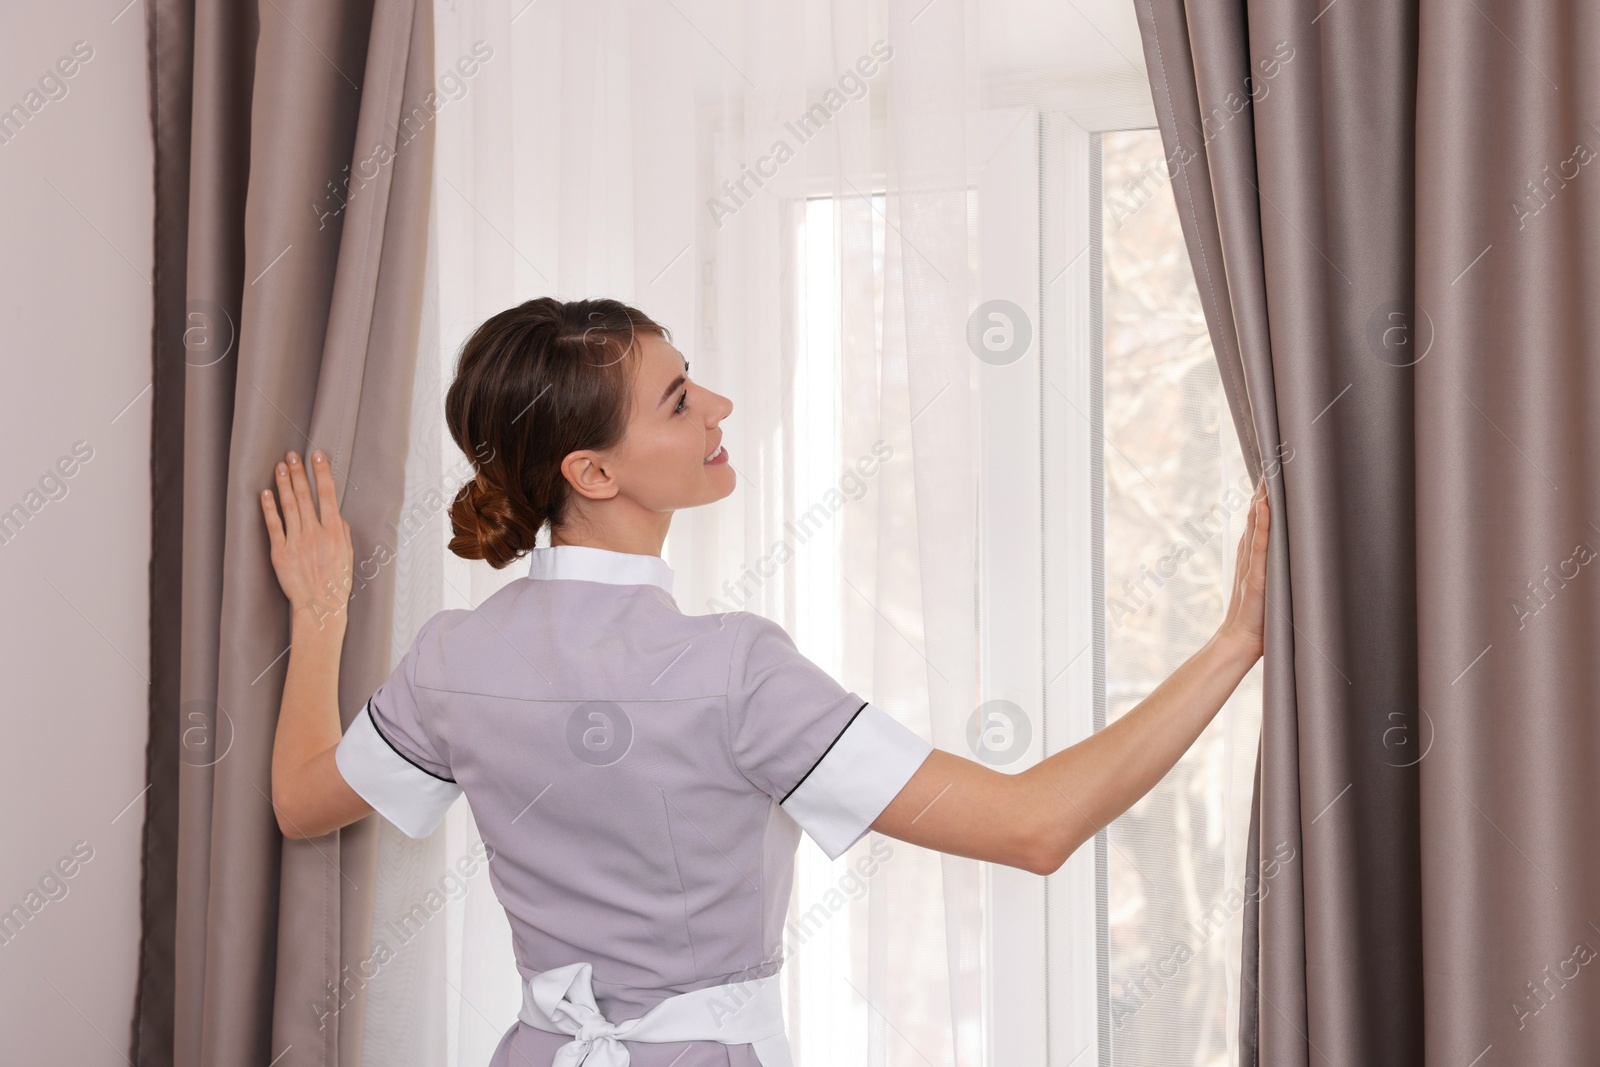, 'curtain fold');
137,2,435,1064
1135,0,1600,1063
